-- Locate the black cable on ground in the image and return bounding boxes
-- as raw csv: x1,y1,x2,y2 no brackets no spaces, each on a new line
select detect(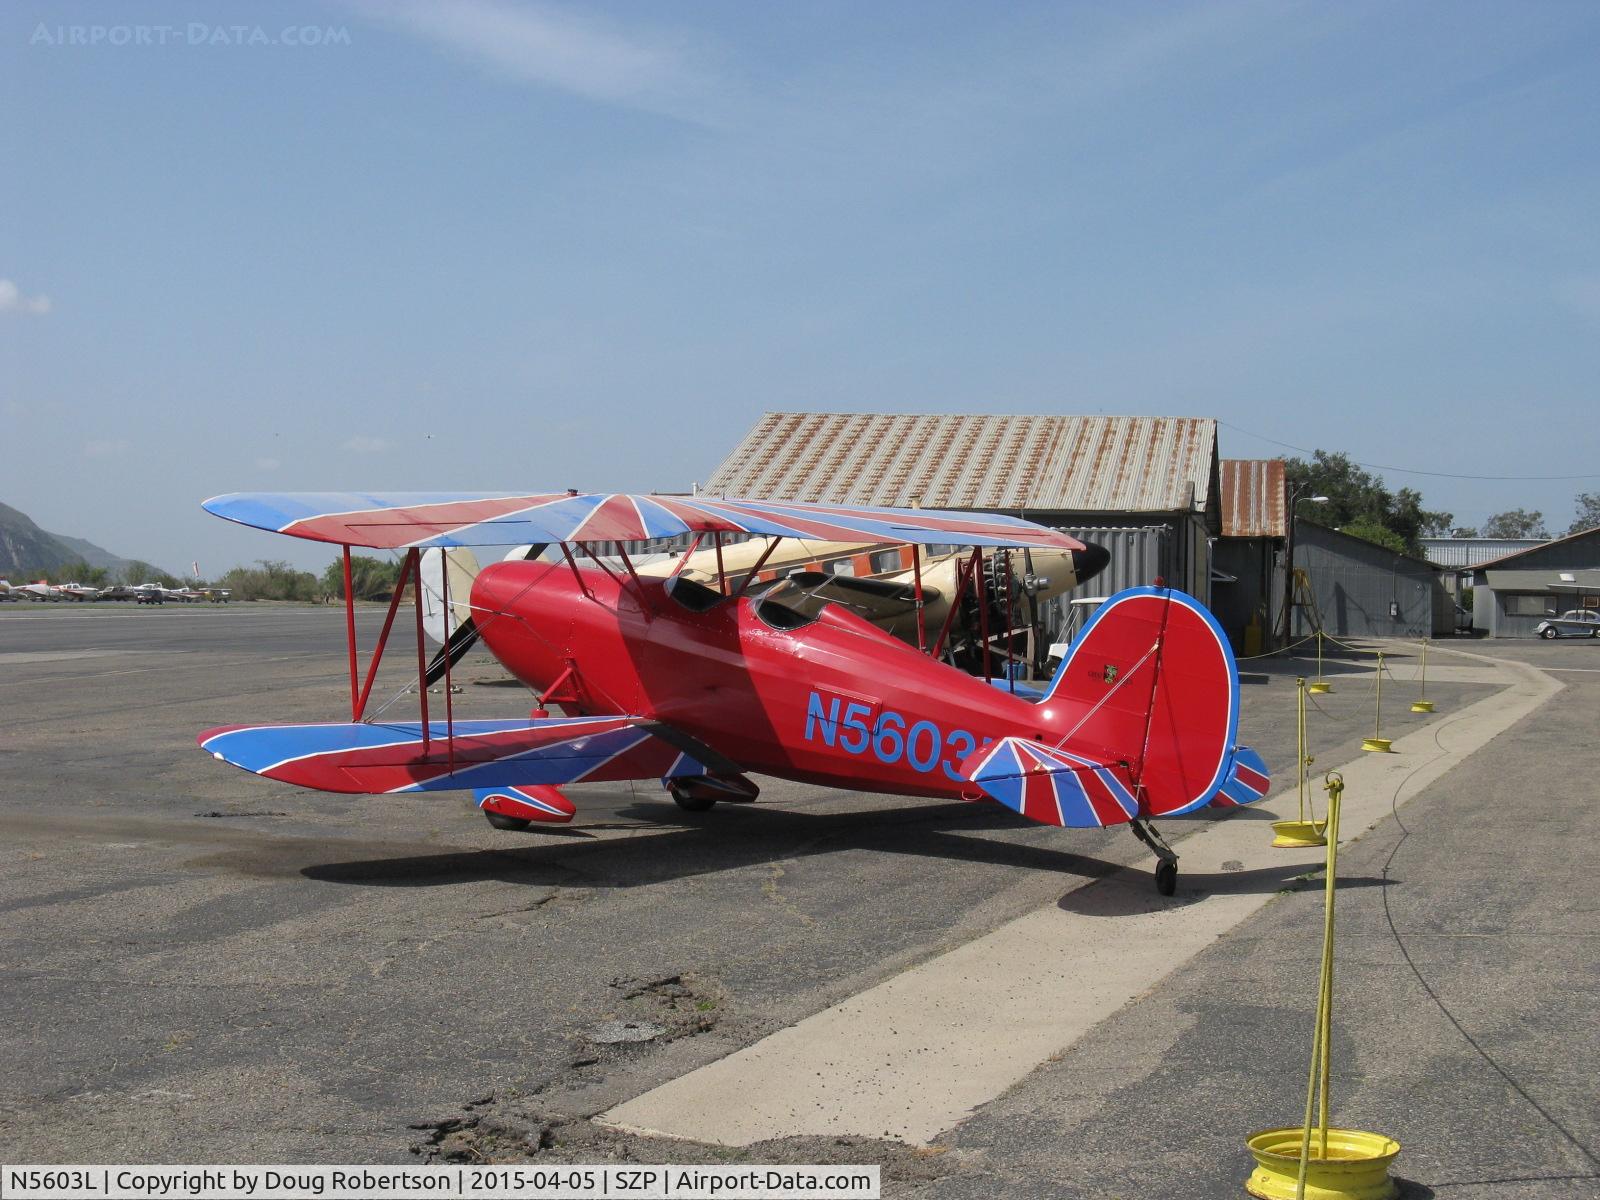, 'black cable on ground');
1376,715,1599,1185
